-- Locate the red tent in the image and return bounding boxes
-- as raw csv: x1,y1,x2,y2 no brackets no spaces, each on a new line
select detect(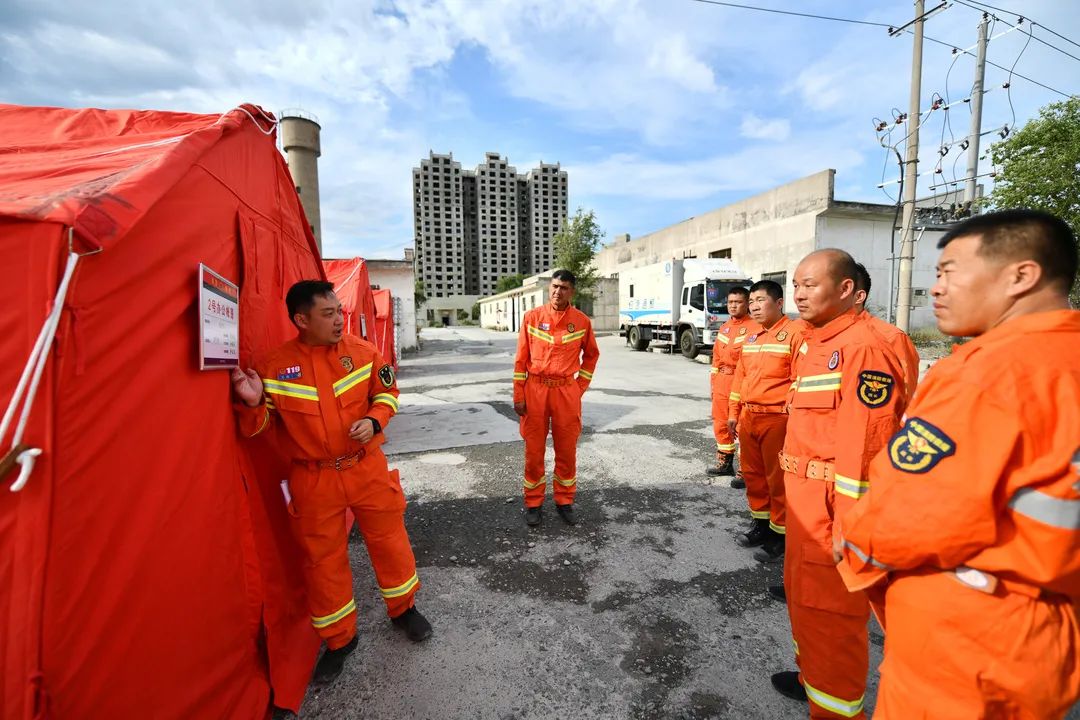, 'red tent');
0,103,323,719
322,257,377,347
372,288,397,368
